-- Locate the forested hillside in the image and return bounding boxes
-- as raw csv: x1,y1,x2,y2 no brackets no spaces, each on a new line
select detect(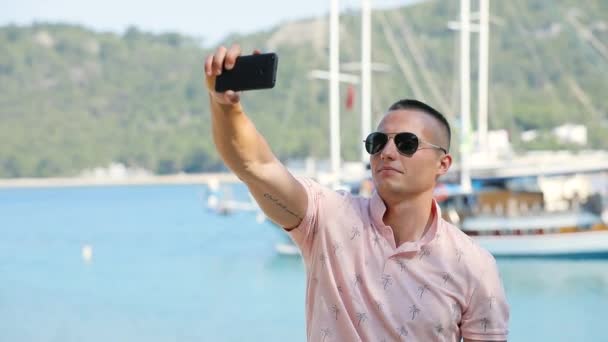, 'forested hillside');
1,0,606,177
